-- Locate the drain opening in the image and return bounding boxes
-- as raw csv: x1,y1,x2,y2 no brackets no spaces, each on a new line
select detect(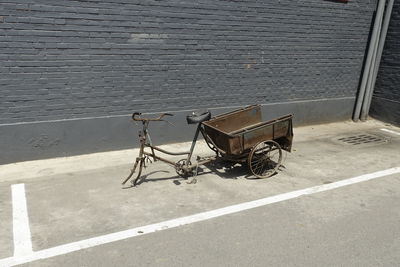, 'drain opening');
337,134,386,146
